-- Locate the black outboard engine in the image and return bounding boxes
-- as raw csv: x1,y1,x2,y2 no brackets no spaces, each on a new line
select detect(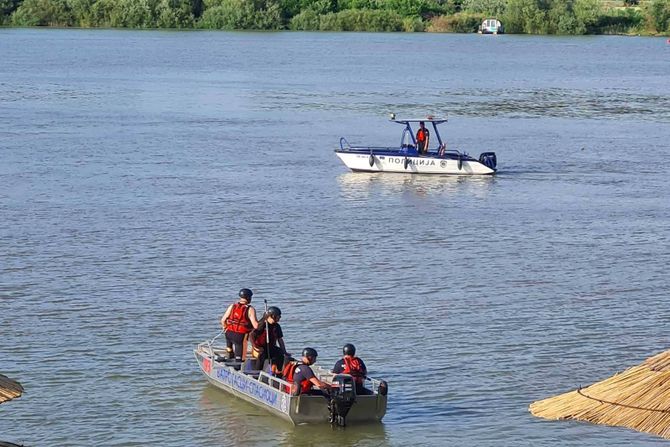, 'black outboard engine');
328,374,357,427
479,152,497,171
